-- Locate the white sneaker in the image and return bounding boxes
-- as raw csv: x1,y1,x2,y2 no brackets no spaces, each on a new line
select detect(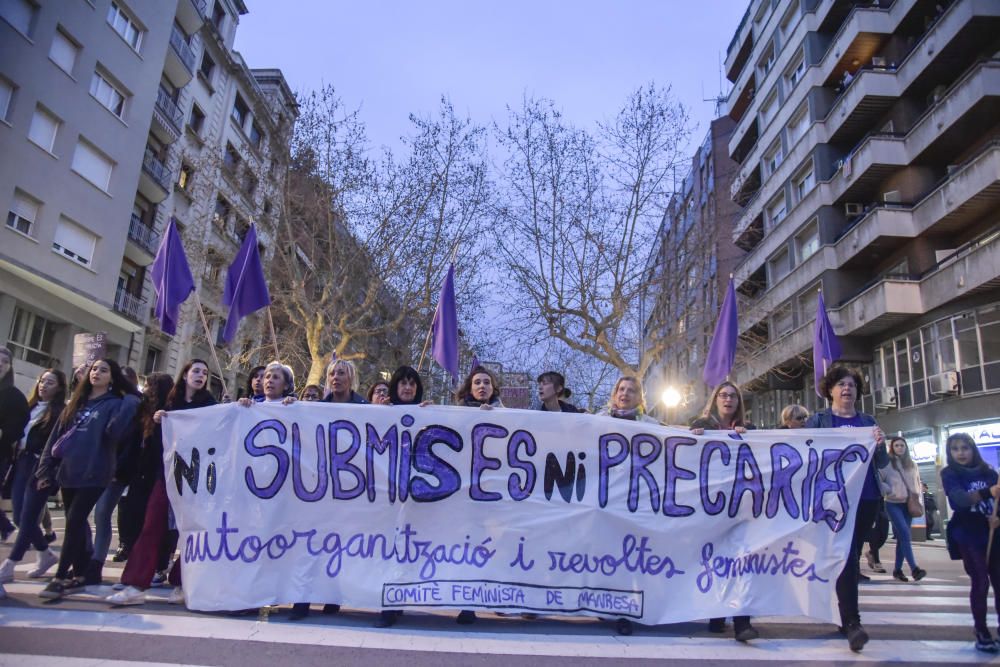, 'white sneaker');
28,549,58,579
167,586,184,605
106,585,146,606
0,559,15,583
